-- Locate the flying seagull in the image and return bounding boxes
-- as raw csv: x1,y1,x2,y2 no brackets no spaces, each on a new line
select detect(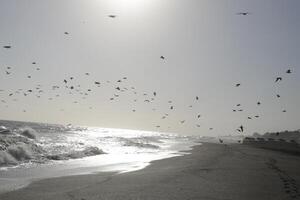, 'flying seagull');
235,83,241,87
286,69,292,74
64,32,69,35
108,15,116,18
257,102,261,105
239,125,244,132
275,77,282,82
237,12,251,15
160,56,165,60
3,46,11,49
276,94,281,98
